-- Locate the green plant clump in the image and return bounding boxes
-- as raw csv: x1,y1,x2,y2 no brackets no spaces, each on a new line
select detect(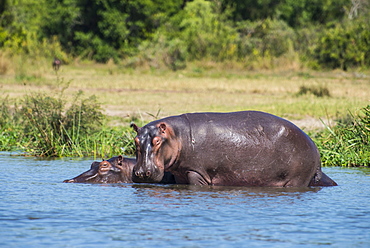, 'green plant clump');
0,92,135,158
314,105,370,167
297,85,331,97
